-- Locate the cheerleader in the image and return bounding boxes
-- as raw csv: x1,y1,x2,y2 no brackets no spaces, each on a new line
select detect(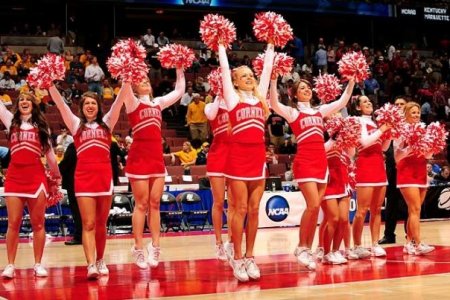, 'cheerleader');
204,96,234,261
395,102,434,255
0,93,60,279
49,84,125,279
124,69,185,269
320,137,354,264
269,78,355,270
350,95,391,259
218,40,274,282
